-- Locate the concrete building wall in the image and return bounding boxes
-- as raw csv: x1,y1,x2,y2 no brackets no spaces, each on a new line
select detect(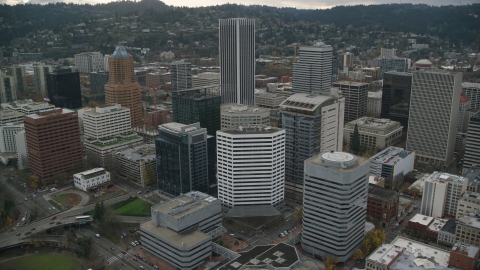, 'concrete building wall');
16,130,28,170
